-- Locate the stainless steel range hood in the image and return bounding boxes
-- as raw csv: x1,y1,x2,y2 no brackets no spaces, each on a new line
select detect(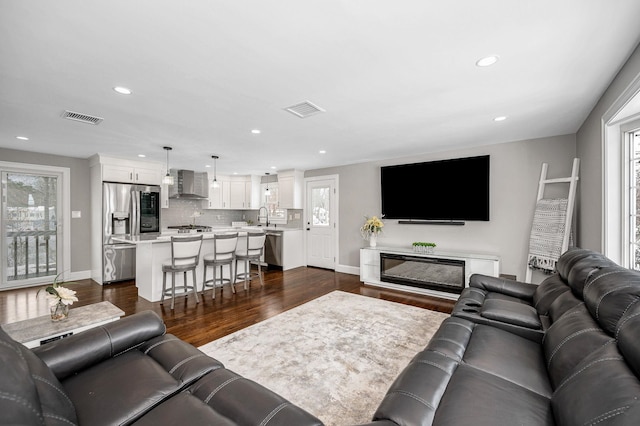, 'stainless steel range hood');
168,170,208,199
